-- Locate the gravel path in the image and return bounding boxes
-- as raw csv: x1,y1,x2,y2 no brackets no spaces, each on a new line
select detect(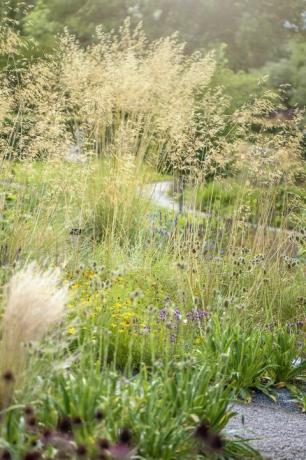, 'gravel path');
227,393,306,459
